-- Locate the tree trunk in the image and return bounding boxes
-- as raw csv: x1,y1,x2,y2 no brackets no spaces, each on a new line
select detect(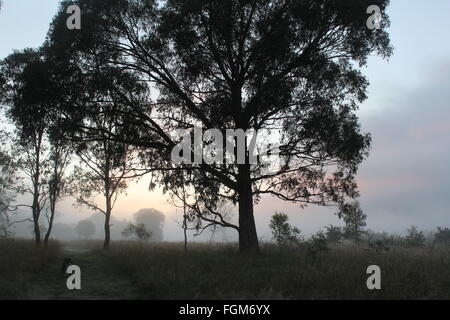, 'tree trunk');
183,212,188,253
44,219,53,245
103,141,112,250
237,164,259,254
33,213,41,246
45,147,62,246
32,183,41,246
182,173,188,253
44,198,56,245
103,210,111,250
32,132,43,246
